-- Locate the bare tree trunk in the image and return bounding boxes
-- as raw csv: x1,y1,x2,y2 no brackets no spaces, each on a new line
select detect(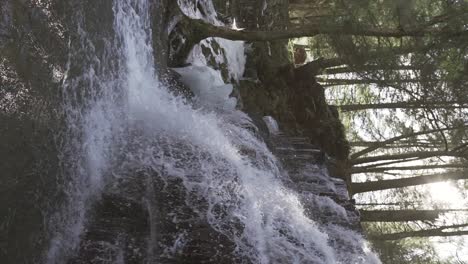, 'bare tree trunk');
352,158,424,171
318,78,435,86
177,12,460,42
356,202,414,206
360,209,468,222
370,224,468,240
351,150,459,165
351,163,468,174
297,58,348,74
351,171,468,194
338,101,466,112
350,125,467,160
323,65,418,75
351,143,438,149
